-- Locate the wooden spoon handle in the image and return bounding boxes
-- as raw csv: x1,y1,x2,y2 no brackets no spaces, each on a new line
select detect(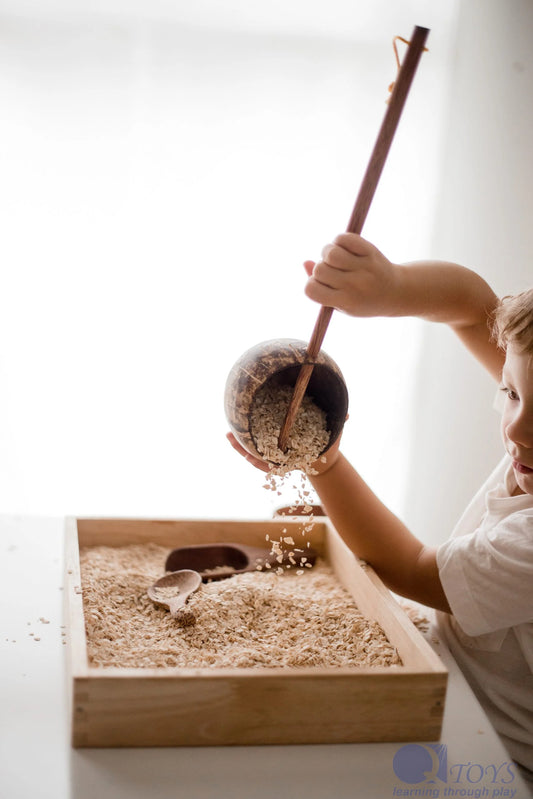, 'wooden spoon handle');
346,25,430,236
168,596,187,615
278,26,430,451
